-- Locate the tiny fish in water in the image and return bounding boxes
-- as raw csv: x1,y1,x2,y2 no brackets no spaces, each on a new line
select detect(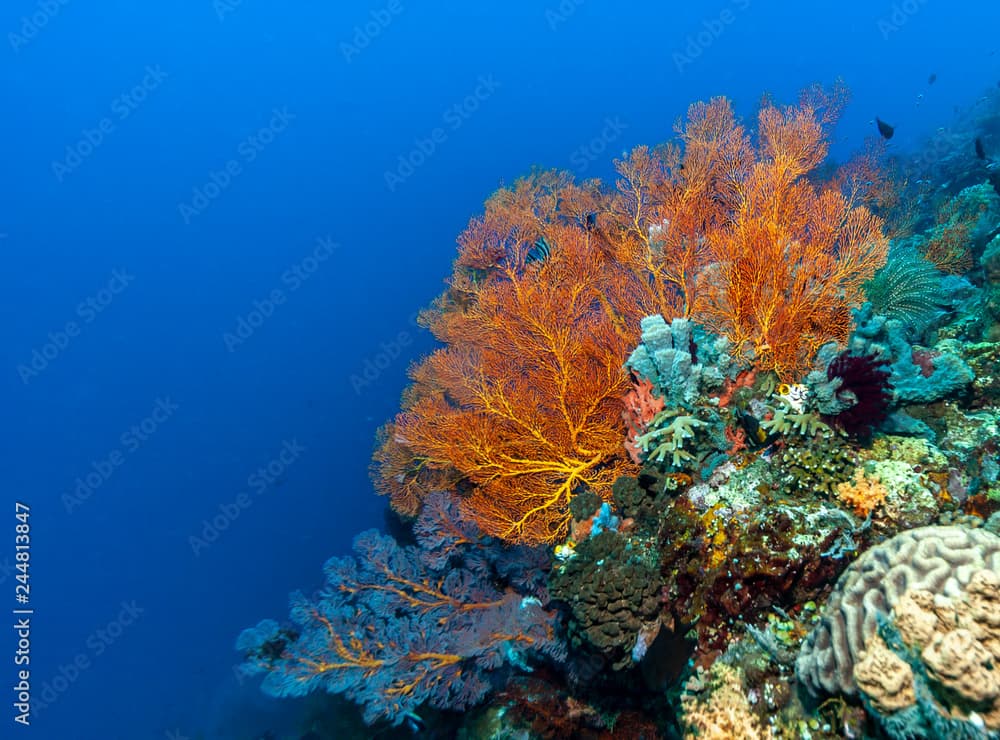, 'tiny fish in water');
525,236,552,264
403,710,426,733
976,138,987,160
585,211,597,230
875,117,895,140
927,73,937,85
